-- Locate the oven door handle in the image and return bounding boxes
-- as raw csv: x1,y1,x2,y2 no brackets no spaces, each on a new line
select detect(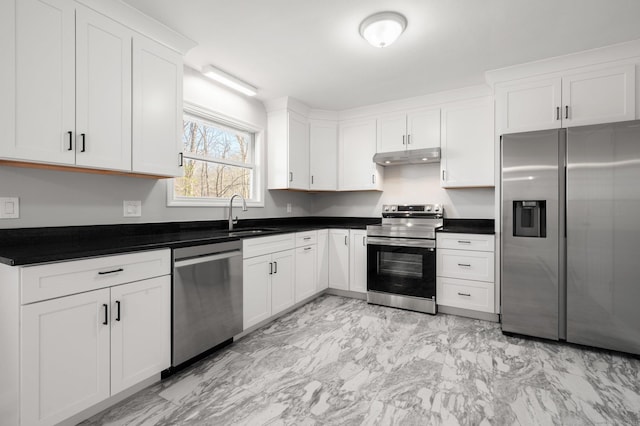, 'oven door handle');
366,237,435,249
